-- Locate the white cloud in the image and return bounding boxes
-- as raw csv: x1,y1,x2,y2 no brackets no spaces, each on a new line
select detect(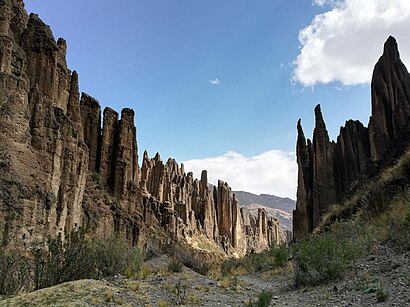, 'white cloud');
293,0,410,86
208,78,220,85
313,0,341,6
183,150,297,199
